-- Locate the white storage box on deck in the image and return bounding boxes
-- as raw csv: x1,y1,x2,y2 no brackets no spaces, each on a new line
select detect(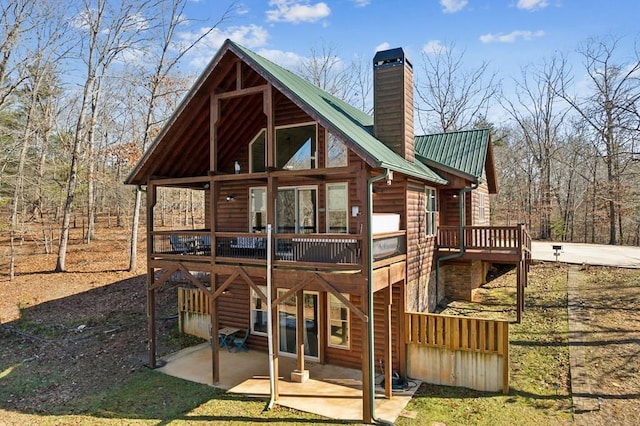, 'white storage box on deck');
371,213,400,234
